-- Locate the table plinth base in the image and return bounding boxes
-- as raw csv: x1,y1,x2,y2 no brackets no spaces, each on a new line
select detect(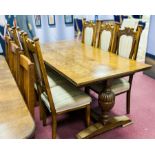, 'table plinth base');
76,115,133,139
